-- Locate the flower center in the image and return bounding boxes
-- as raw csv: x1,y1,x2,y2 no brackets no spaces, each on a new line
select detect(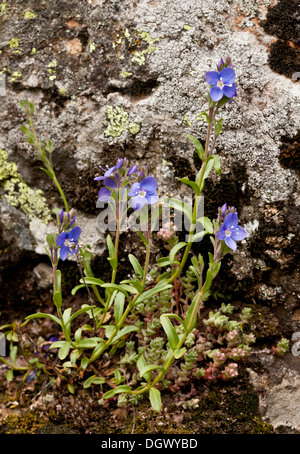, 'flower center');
138,190,147,198
64,239,77,249
217,77,224,88
225,229,232,237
